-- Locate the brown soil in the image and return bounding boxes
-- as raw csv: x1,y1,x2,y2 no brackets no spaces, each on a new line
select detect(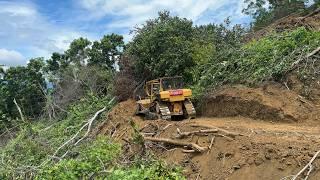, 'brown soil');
95,82,320,180
199,83,319,123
